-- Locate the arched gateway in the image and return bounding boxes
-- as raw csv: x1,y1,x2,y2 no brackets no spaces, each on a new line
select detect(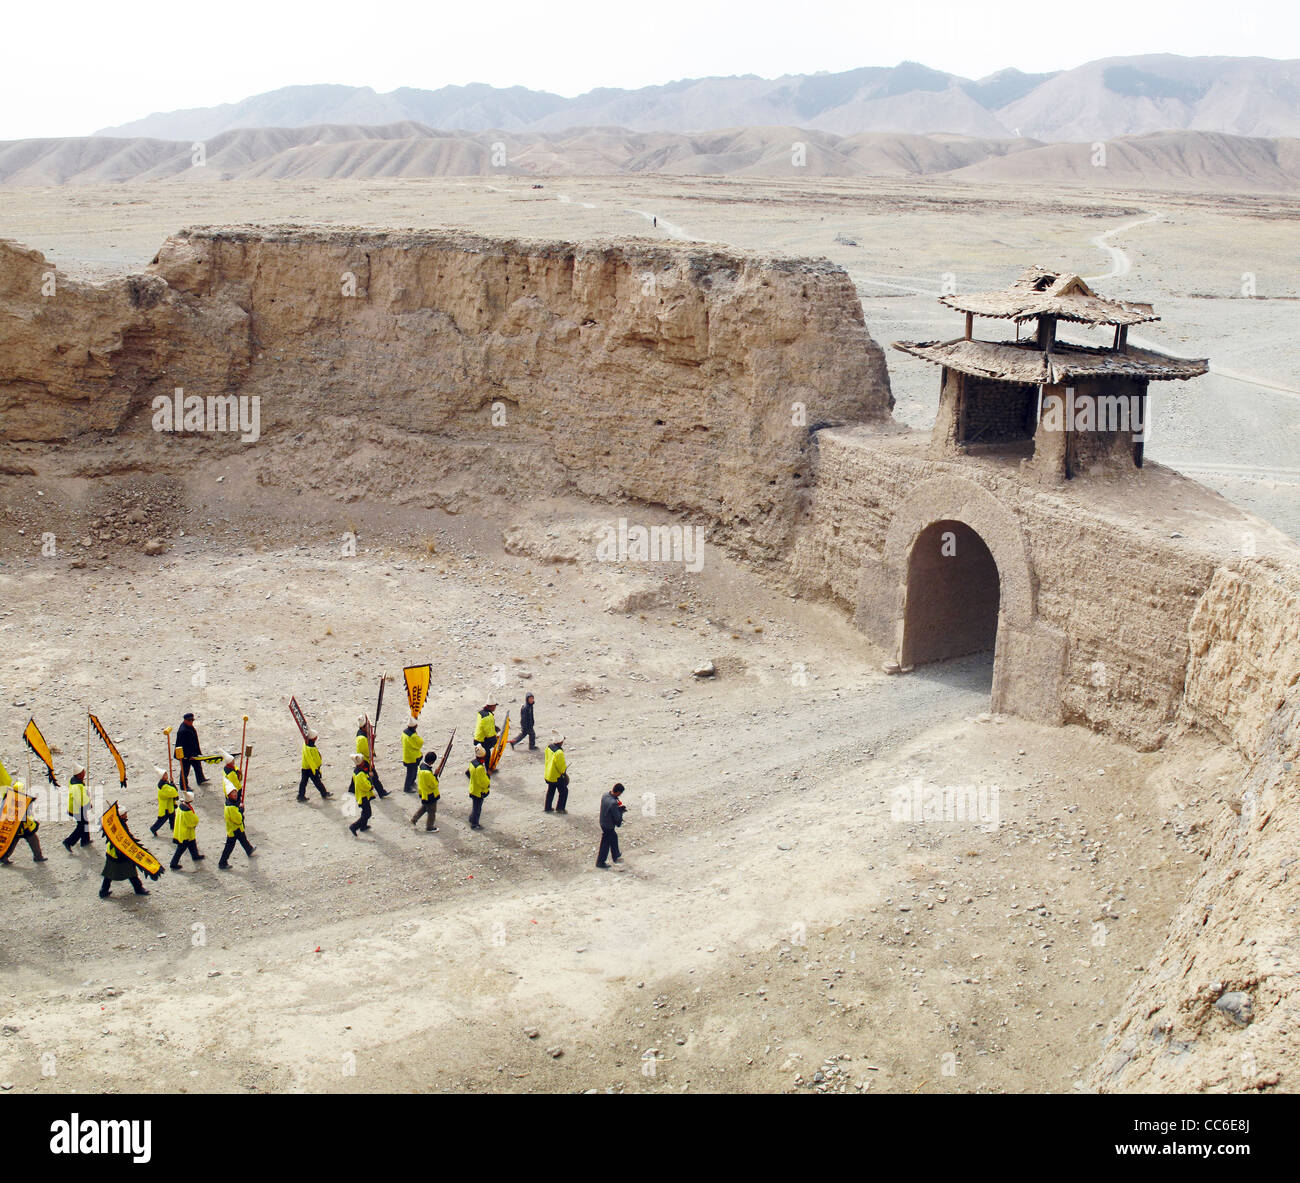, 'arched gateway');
853,474,1067,724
